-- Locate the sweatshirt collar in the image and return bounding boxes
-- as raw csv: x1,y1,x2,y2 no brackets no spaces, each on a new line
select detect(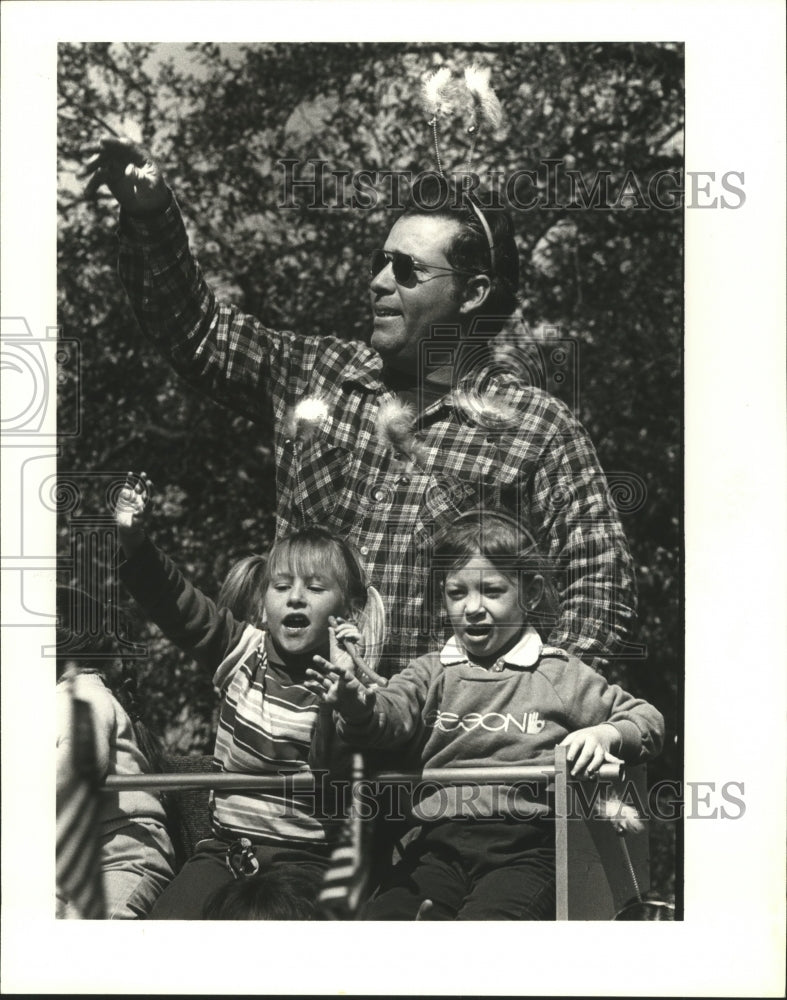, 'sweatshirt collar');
439,627,543,668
